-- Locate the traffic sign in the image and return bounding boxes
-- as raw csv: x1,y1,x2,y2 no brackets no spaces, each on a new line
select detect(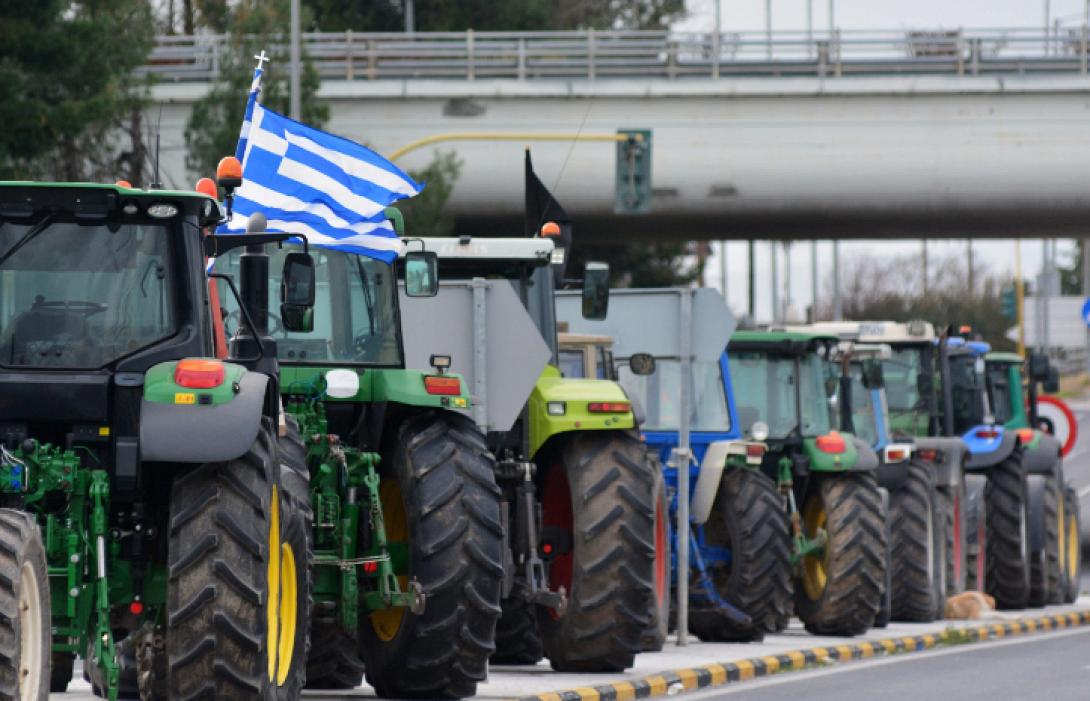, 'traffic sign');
1036,395,1078,457
1082,297,1090,328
